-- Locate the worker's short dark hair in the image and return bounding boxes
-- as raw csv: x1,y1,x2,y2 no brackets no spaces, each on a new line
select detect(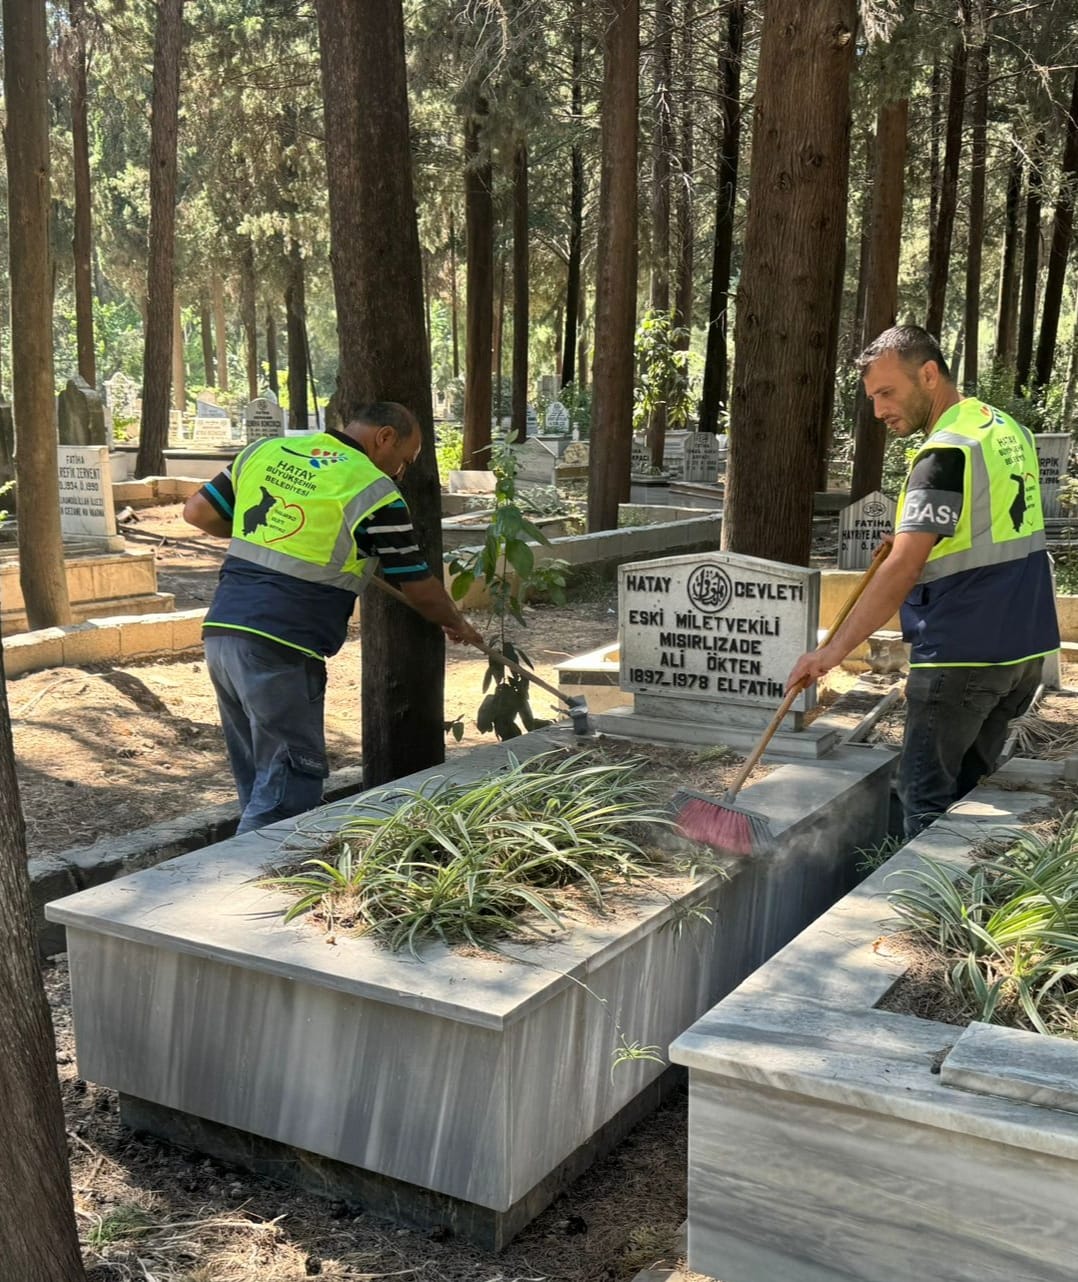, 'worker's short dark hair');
856,325,951,381
345,401,419,440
